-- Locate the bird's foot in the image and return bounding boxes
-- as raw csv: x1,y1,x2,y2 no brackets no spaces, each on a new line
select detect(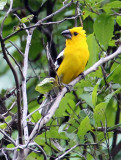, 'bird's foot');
80,72,85,79
62,83,72,92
